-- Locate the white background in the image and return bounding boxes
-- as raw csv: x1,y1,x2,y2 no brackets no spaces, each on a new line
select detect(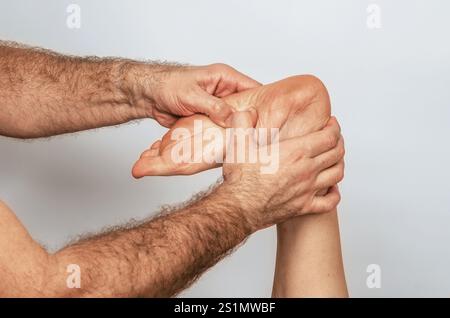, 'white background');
1,0,450,297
